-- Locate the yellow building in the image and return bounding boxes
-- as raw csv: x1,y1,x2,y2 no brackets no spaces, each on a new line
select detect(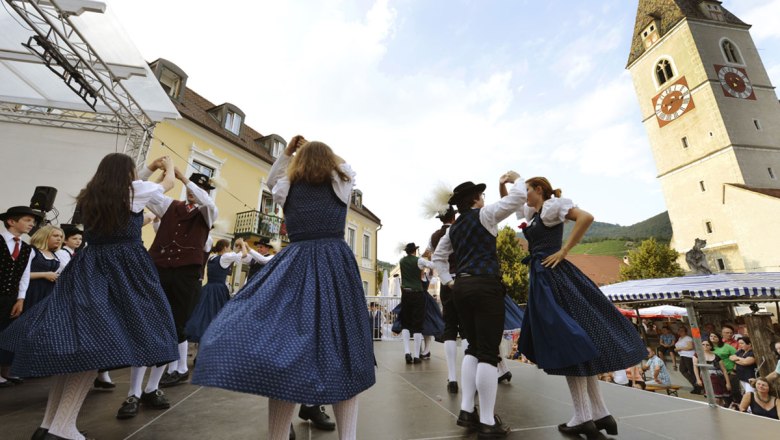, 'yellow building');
144,59,381,290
